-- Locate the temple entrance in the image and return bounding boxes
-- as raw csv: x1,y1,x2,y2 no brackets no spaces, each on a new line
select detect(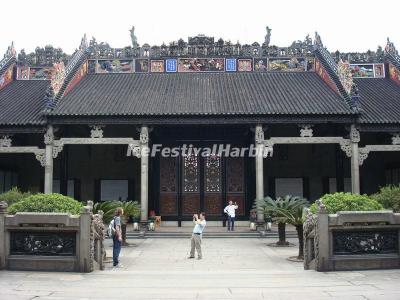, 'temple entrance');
157,148,246,223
